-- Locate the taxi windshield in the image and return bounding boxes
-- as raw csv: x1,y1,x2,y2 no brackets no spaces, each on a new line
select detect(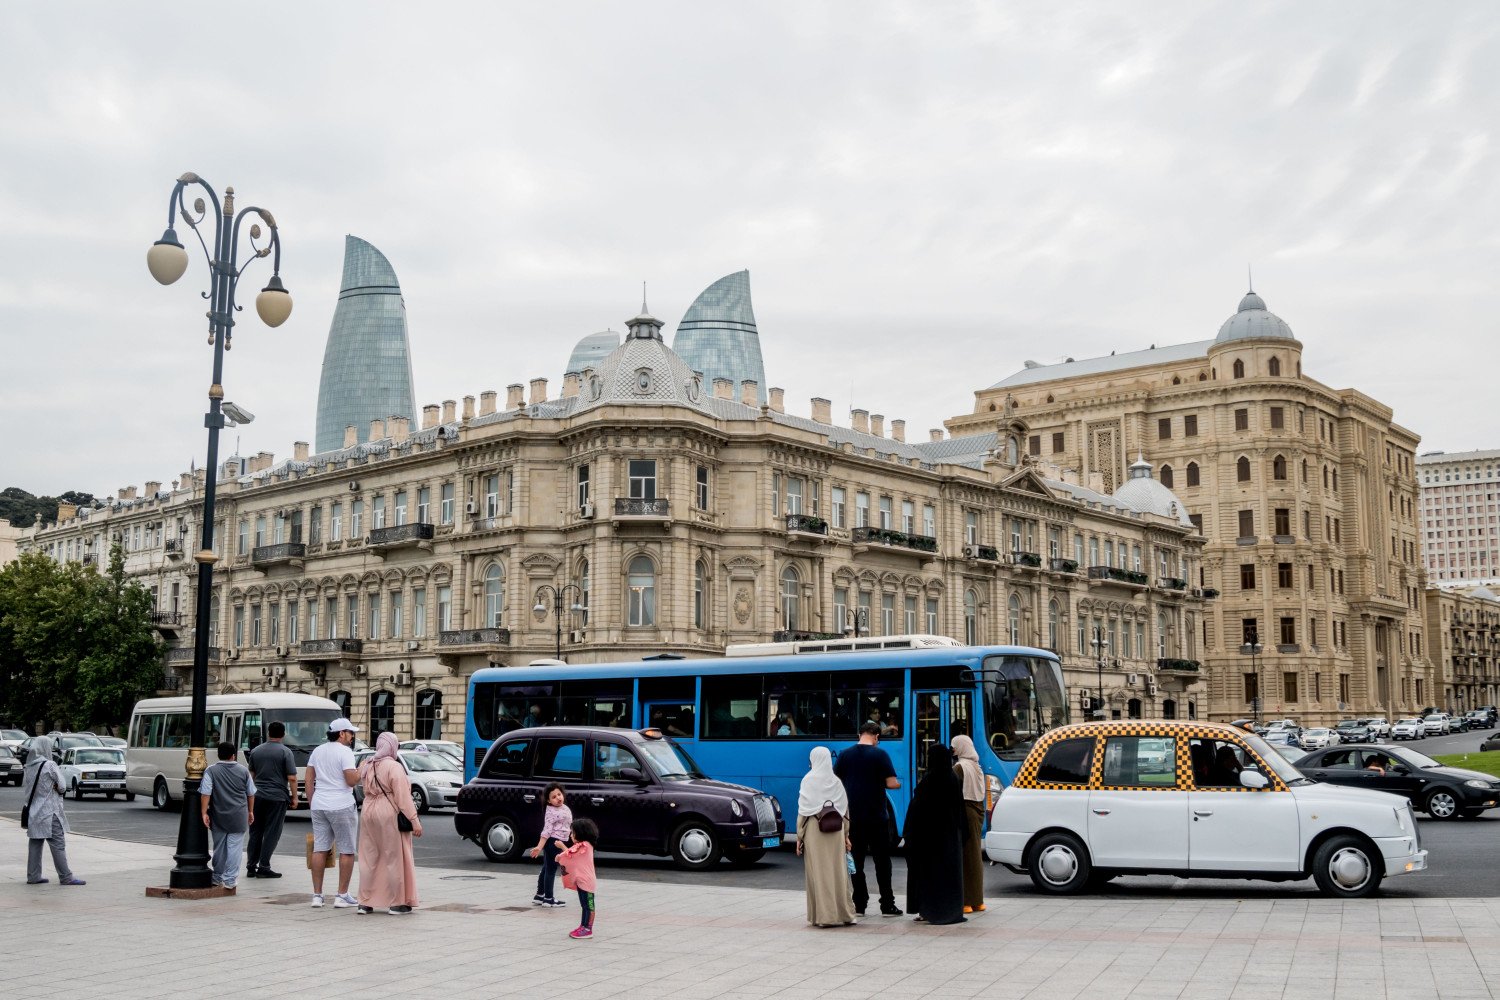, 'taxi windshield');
637,739,704,781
